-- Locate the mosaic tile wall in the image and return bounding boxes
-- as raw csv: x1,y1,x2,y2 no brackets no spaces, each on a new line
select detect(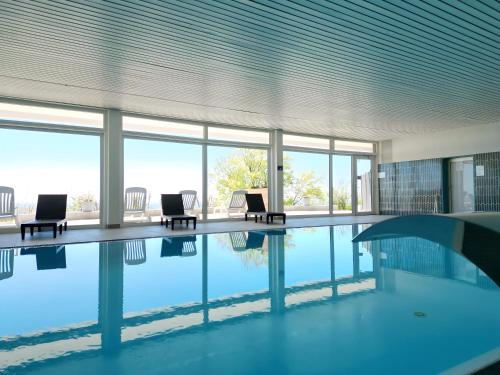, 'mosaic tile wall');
474,151,500,212
378,159,444,215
